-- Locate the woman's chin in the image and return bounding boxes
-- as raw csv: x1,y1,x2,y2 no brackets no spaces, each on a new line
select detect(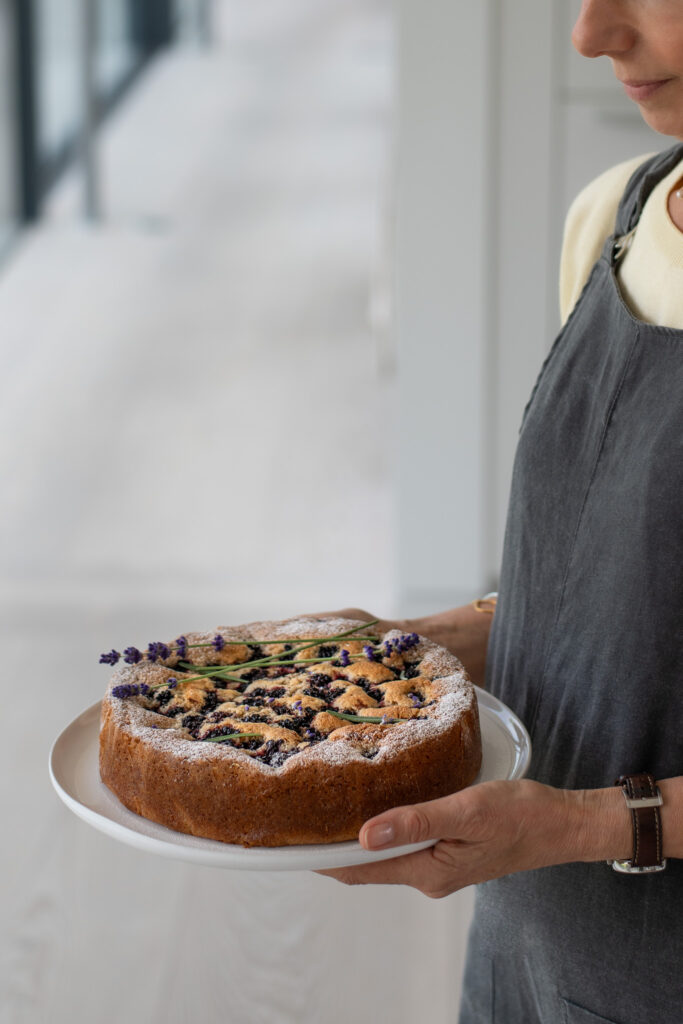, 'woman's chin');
637,105,683,142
